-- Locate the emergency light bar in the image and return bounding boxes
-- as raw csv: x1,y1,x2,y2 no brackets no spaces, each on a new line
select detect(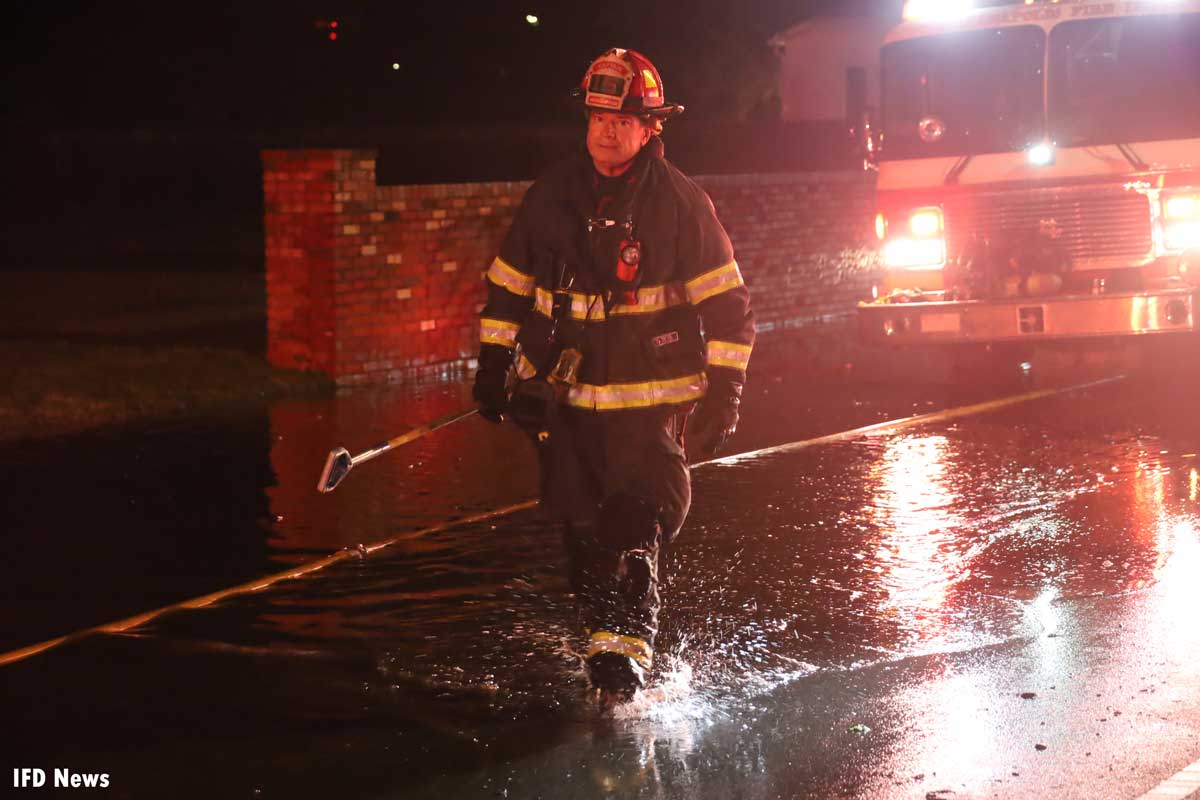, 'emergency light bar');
902,0,973,22
1027,142,1055,166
